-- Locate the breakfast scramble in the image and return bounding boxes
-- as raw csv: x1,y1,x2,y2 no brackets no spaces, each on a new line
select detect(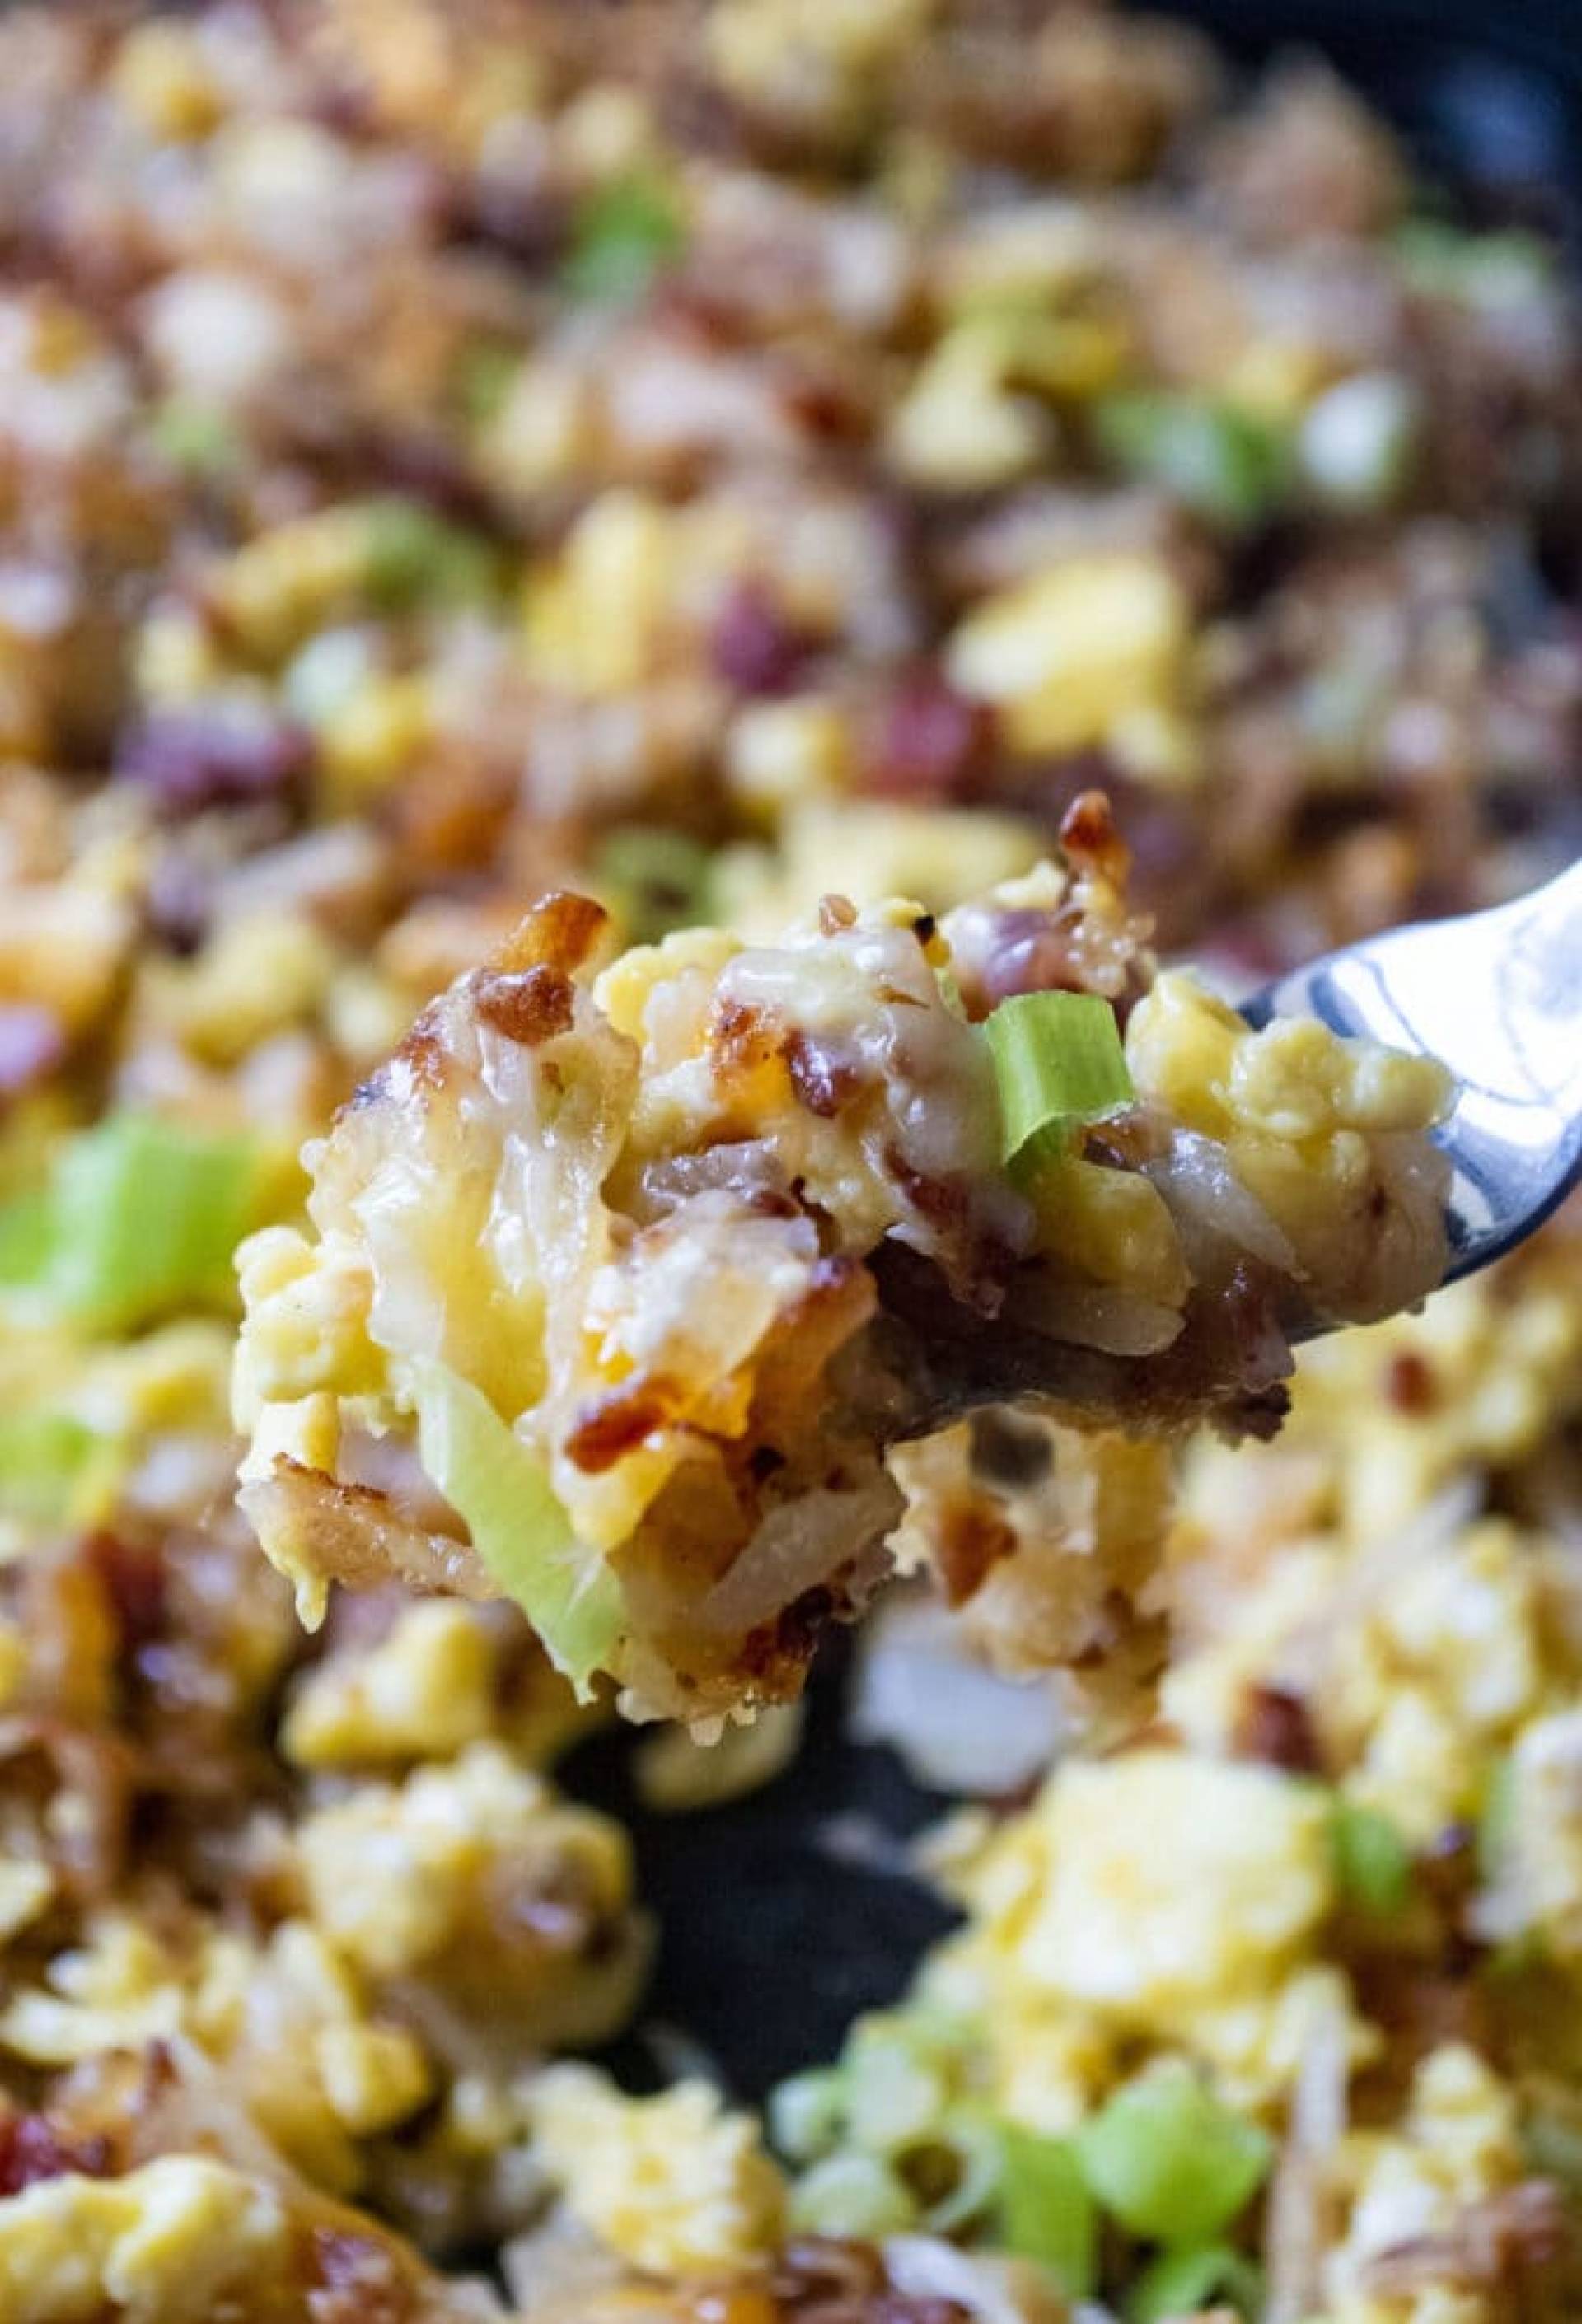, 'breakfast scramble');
0,3,1576,2322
